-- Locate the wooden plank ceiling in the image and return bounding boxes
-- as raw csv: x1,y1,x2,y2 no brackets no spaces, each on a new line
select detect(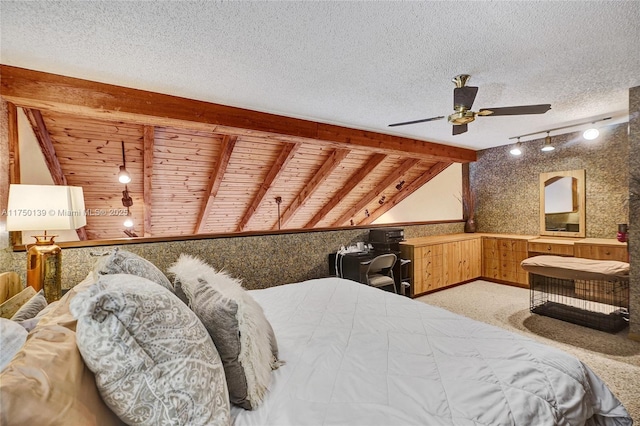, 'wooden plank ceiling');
2,65,476,241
